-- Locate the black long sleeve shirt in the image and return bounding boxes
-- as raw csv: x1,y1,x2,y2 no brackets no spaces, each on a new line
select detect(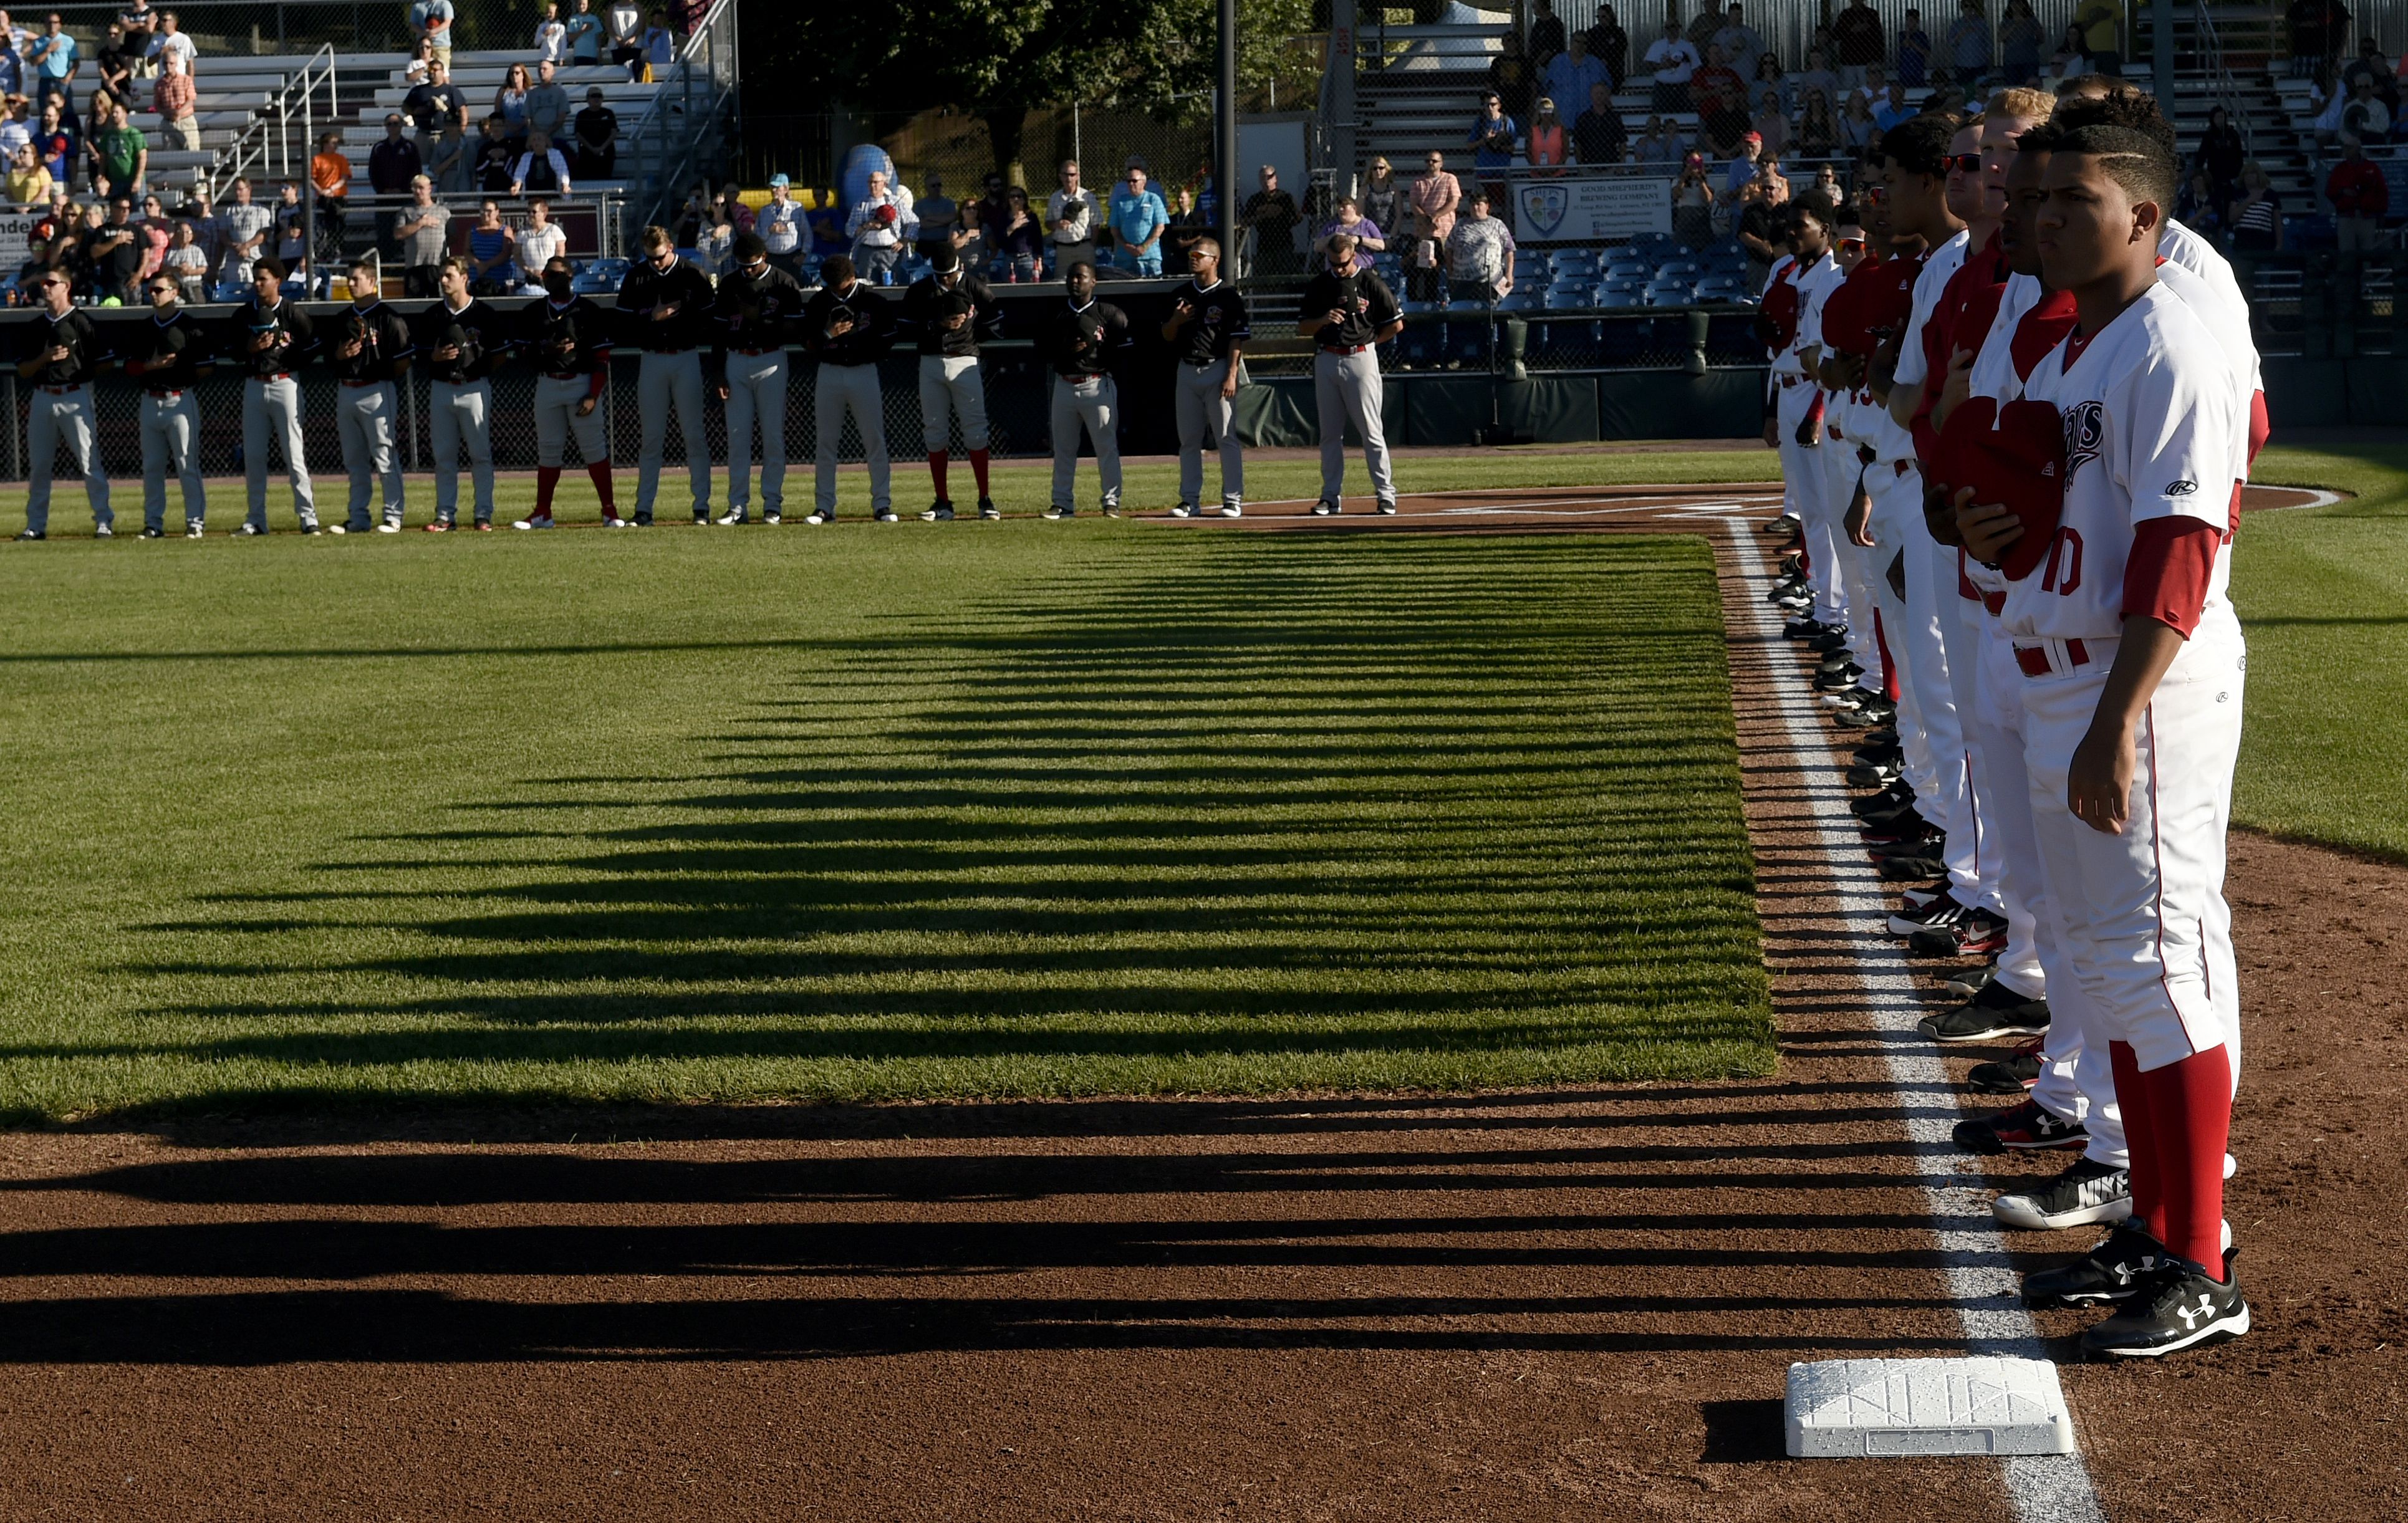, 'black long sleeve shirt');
710,263,807,372
224,297,315,377
17,308,107,387
898,269,1002,357
326,300,416,383
1039,297,1131,378
614,255,716,352
123,309,210,390
412,297,503,385
1299,269,1402,349
801,281,895,367
519,295,615,377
